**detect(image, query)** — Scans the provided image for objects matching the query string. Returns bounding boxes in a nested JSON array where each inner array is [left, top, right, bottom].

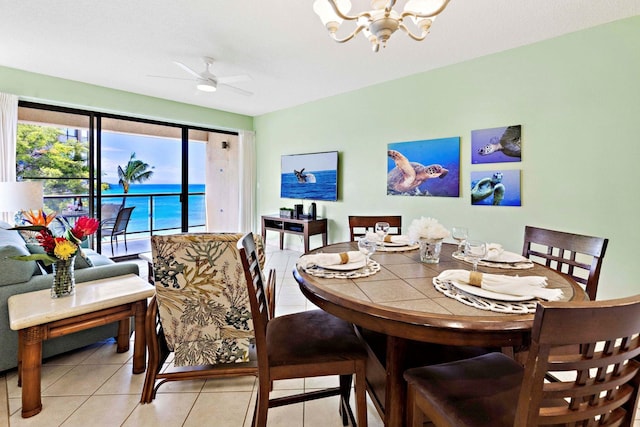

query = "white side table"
[[8, 274, 155, 418]]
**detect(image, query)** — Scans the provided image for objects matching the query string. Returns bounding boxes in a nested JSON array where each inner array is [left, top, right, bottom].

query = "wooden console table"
[[261, 215, 327, 253]]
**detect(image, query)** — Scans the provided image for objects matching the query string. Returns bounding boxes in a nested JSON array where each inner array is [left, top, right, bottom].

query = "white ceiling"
[[1, 1, 638, 117]]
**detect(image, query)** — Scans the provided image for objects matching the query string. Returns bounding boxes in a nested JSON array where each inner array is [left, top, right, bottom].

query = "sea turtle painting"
[[477, 125, 521, 159], [387, 150, 448, 195], [471, 172, 505, 205]]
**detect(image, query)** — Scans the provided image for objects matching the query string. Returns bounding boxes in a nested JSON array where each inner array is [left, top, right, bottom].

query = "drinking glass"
[[358, 238, 377, 269], [451, 226, 469, 256], [464, 240, 487, 272], [374, 222, 390, 245]]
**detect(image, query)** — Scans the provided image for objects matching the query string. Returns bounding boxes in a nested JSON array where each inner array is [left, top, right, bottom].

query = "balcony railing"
[[43, 191, 206, 256]]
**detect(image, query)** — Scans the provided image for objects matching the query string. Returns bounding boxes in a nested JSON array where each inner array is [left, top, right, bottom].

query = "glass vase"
[[419, 239, 443, 264], [52, 256, 76, 298]]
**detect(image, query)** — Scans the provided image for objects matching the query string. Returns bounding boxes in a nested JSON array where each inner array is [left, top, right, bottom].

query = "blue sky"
[[101, 132, 205, 184]]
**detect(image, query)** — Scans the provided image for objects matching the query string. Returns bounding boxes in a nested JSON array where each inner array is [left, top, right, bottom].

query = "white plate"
[[450, 281, 534, 302], [482, 251, 529, 263], [320, 259, 367, 271], [382, 241, 410, 247]]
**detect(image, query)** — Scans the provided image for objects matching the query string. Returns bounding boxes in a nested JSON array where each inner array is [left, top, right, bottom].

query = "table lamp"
[[0, 181, 44, 223]]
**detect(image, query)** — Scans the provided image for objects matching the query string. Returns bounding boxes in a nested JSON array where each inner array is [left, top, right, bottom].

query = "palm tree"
[[117, 152, 154, 207]]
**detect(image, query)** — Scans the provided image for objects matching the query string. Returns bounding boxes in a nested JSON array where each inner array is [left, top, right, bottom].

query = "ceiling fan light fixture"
[[196, 80, 217, 92]]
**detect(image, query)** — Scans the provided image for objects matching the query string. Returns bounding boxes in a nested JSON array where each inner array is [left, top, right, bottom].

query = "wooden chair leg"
[[406, 385, 424, 427], [339, 374, 353, 426], [255, 382, 269, 427], [355, 362, 368, 427]]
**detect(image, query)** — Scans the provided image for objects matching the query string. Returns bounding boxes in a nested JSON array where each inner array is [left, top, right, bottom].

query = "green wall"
[[0, 66, 253, 131], [254, 16, 640, 300]]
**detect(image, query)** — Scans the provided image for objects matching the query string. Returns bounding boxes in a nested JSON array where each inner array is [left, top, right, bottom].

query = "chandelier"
[[313, 0, 451, 52]]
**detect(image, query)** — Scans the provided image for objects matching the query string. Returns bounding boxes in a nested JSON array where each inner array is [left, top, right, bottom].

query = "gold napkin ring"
[[469, 271, 483, 287], [339, 252, 349, 264], [384, 235, 392, 243]]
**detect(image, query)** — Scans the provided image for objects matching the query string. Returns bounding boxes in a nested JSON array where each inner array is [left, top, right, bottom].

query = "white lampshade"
[[313, 0, 351, 26], [0, 181, 44, 213]]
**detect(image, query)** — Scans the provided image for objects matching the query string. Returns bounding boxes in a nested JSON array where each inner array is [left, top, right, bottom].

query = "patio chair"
[[348, 215, 402, 241], [140, 232, 273, 403], [100, 206, 134, 255], [237, 232, 368, 427], [522, 225, 608, 300], [403, 295, 640, 427]]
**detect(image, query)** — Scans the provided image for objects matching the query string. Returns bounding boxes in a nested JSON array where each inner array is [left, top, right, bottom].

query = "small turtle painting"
[[471, 172, 505, 205], [387, 150, 448, 195], [477, 125, 521, 159]]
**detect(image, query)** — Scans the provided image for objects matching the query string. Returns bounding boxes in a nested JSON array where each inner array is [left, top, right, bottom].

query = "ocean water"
[[102, 183, 205, 233], [281, 170, 338, 201]]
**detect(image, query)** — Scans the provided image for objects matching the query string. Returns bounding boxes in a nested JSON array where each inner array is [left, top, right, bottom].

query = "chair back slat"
[[515, 296, 640, 427], [348, 215, 402, 241], [522, 226, 608, 300]]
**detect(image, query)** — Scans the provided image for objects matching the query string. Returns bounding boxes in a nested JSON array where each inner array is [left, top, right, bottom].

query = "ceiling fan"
[[151, 56, 253, 96]]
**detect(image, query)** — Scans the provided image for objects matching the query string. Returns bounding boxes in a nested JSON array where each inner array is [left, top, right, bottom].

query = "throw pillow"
[[0, 244, 38, 286]]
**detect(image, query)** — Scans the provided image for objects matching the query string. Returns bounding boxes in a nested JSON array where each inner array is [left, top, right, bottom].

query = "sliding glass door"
[[17, 101, 233, 254]]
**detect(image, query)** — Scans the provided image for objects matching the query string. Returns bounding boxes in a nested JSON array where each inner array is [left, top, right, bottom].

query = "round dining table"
[[293, 241, 587, 427]]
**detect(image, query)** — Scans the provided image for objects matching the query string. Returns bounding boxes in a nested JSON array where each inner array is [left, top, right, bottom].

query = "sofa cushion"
[[0, 244, 38, 286], [0, 223, 28, 247]]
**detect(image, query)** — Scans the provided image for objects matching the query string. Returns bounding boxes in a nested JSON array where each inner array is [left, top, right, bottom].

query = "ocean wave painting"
[[281, 151, 338, 201]]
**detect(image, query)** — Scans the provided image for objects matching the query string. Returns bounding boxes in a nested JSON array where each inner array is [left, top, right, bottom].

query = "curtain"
[[238, 130, 256, 233], [0, 92, 19, 222]]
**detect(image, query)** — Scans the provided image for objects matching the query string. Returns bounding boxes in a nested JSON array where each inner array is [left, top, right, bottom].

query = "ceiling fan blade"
[[147, 74, 194, 81], [217, 74, 252, 84], [219, 83, 253, 96], [173, 61, 203, 79]]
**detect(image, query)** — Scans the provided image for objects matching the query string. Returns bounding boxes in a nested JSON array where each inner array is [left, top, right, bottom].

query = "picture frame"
[[471, 125, 522, 164], [387, 137, 460, 197], [470, 169, 521, 206]]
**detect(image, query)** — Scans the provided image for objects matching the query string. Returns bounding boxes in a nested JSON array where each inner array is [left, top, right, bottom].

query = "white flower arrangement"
[[408, 217, 451, 242]]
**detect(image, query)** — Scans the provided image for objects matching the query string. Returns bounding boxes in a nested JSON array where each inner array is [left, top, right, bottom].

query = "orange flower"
[[23, 209, 56, 227]]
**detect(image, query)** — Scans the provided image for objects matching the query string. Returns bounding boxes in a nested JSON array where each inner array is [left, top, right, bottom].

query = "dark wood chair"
[[237, 232, 368, 427], [522, 225, 608, 300], [348, 215, 402, 241], [403, 295, 640, 427], [140, 233, 274, 403], [100, 206, 135, 255]]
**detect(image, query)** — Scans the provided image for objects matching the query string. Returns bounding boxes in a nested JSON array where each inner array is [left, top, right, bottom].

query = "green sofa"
[[0, 221, 140, 373]]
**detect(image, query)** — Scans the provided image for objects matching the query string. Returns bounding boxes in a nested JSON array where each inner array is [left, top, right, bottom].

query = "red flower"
[[37, 229, 56, 254], [70, 216, 100, 240]]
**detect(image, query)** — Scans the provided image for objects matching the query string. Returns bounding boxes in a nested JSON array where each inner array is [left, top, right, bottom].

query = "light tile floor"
[[1, 246, 384, 427], [2, 245, 639, 426]]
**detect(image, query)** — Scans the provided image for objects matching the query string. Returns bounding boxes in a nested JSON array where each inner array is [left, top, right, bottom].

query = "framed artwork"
[[471, 125, 521, 164], [470, 169, 521, 206], [387, 137, 460, 197]]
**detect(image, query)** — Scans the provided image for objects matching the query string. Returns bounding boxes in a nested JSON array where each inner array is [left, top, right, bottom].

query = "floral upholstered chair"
[[140, 232, 273, 403]]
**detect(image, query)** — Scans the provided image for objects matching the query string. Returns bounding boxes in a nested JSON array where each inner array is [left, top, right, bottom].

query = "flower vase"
[[419, 238, 443, 264], [52, 256, 76, 298]]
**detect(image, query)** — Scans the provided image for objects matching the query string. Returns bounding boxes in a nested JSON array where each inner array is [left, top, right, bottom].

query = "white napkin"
[[437, 269, 563, 301], [484, 243, 529, 263], [298, 251, 365, 269]]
